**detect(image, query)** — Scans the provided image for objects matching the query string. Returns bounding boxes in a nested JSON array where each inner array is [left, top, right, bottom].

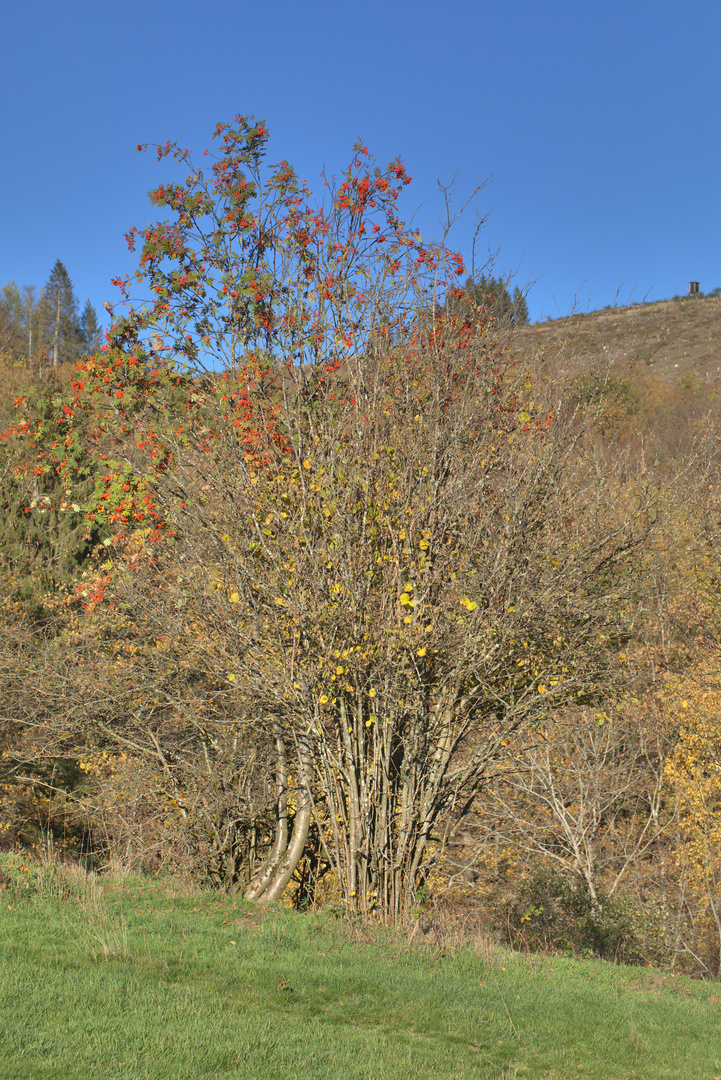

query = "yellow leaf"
[[229, 592, 240, 603], [416, 647, 427, 657], [537, 684, 546, 695], [400, 593, 411, 606], [227, 674, 236, 682], [368, 688, 376, 698], [319, 694, 328, 704], [403, 614, 413, 624], [303, 459, 311, 469]]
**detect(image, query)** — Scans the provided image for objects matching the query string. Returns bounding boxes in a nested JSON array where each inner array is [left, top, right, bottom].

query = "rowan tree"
[[0, 374, 108, 609], [6, 117, 694, 919]]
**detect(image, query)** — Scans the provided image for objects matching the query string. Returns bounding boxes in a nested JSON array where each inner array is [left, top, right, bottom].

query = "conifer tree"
[[511, 284, 530, 327], [446, 275, 530, 327], [42, 260, 82, 366], [79, 298, 102, 354]]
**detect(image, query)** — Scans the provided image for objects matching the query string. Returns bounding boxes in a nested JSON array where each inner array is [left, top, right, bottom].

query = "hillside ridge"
[[509, 294, 721, 386]]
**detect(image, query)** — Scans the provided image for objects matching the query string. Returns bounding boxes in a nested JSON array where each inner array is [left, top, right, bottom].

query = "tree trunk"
[[246, 731, 313, 903], [264, 734, 313, 900], [52, 296, 60, 367], [245, 728, 288, 900]]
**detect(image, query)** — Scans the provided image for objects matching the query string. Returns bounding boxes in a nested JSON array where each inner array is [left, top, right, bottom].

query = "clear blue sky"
[[2, 0, 718, 326]]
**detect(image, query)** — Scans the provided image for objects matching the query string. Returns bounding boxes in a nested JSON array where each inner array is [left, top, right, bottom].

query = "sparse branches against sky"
[[1, 0, 718, 326]]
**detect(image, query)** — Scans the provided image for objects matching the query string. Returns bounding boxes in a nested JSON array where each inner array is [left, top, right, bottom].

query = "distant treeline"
[[0, 259, 102, 368]]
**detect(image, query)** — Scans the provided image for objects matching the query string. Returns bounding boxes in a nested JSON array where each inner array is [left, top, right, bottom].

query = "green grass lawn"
[[1, 858, 719, 1080]]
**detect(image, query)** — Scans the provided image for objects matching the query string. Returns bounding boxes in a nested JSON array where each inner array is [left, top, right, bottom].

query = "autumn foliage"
[[1, 117, 720, 955]]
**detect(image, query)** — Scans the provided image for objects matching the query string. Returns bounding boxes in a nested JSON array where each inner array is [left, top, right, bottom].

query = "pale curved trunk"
[[245, 727, 288, 901], [246, 731, 313, 903]]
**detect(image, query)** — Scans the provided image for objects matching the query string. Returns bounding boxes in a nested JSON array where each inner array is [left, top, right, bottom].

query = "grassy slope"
[[509, 295, 721, 387], [1, 869, 719, 1080]]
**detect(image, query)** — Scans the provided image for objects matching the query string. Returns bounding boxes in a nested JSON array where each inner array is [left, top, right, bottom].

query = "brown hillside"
[[508, 294, 721, 389]]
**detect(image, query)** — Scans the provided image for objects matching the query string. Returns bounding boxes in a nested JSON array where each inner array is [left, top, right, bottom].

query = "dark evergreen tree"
[[42, 260, 82, 366], [511, 284, 530, 327], [445, 275, 530, 328], [79, 298, 103, 355]]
